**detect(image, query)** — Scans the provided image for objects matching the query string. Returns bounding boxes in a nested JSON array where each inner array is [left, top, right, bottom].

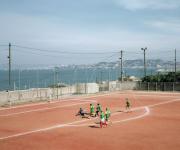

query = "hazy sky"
[[0, 0, 179, 66]]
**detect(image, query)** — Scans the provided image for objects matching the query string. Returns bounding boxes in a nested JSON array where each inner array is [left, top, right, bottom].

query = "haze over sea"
[[0, 67, 157, 91]]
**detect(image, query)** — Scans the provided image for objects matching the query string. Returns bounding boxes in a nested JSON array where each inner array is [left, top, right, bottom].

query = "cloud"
[[114, 0, 180, 10], [0, 13, 151, 50], [146, 20, 180, 33], [0, 13, 179, 65]]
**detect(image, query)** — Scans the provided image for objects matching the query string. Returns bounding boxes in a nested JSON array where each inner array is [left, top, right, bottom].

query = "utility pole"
[[8, 43, 11, 88], [174, 49, 177, 82], [100, 71, 102, 83], [119, 50, 123, 82], [36, 69, 39, 88], [54, 67, 59, 99], [56, 69, 59, 99], [141, 47, 147, 77], [18, 69, 21, 90]]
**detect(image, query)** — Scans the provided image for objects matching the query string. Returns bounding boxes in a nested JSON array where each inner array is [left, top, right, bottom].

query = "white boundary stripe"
[[0, 118, 94, 140], [133, 91, 180, 95], [0, 98, 179, 140], [148, 98, 180, 108], [0, 92, 177, 117], [0, 91, 179, 111], [67, 107, 149, 127], [131, 95, 180, 98], [0, 106, 146, 140], [0, 100, 97, 117], [0, 92, 117, 111], [113, 106, 149, 124], [3, 90, 176, 111]]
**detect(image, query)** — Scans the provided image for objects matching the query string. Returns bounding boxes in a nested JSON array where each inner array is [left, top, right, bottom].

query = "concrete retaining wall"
[[107, 81, 137, 91], [76, 83, 99, 94], [0, 83, 99, 106], [0, 81, 140, 106]]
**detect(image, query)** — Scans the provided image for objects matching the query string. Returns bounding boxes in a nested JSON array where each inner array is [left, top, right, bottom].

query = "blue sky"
[[0, 0, 180, 66]]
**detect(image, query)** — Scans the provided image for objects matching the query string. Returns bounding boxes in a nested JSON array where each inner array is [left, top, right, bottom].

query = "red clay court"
[[0, 91, 180, 150]]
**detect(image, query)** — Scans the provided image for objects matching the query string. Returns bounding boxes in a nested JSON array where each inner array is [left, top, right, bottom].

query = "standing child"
[[126, 98, 131, 112], [96, 103, 102, 116], [90, 103, 96, 117], [105, 107, 111, 122], [100, 111, 107, 128]]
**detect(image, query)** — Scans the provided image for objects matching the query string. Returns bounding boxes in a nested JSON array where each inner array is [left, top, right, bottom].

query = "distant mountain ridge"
[[0, 59, 179, 70]]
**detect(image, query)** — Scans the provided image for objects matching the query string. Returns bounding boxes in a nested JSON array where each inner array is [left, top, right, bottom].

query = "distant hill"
[[0, 59, 179, 71]]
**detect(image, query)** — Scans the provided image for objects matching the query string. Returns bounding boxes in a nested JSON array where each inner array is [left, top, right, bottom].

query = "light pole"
[[8, 43, 11, 88], [54, 67, 59, 99], [174, 49, 177, 82], [141, 47, 147, 77], [119, 50, 123, 82]]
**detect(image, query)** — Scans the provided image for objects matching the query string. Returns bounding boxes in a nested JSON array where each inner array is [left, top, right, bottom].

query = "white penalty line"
[[0, 91, 121, 117], [0, 91, 177, 113], [0, 100, 97, 117], [0, 92, 116, 111], [0, 106, 148, 140], [0, 98, 180, 140], [0, 118, 94, 140], [66, 107, 150, 127]]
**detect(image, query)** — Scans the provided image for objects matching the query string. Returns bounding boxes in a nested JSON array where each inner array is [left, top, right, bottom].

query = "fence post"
[[173, 82, 175, 92], [147, 82, 149, 91], [56, 87, 58, 100], [6, 90, 11, 107], [60, 87, 62, 97], [69, 85, 71, 95], [85, 83, 87, 94], [156, 82, 157, 91], [37, 88, 39, 99], [40, 89, 42, 100]]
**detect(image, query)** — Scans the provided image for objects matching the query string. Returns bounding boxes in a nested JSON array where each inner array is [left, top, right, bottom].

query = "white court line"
[[0, 106, 146, 140], [1, 98, 180, 140], [0, 117, 95, 140], [0, 100, 97, 117], [0, 92, 117, 111], [134, 91, 180, 94], [113, 106, 149, 124], [119, 93, 180, 98], [4, 90, 175, 111], [0, 91, 122, 116], [148, 98, 180, 108], [67, 107, 149, 127], [0, 92, 178, 117]]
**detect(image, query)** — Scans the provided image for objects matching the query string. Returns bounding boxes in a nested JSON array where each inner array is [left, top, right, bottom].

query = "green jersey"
[[90, 104, 95, 113], [105, 109, 111, 118], [100, 112, 105, 119], [97, 105, 102, 112]]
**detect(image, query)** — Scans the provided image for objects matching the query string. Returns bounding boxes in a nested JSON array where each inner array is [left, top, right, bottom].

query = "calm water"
[[0, 68, 156, 91]]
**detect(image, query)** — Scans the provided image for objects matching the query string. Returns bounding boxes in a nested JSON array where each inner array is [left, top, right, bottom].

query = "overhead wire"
[[13, 45, 119, 55]]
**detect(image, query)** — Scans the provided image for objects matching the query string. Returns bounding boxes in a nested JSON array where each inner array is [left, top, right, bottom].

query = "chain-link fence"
[[136, 82, 180, 91], [1, 81, 180, 107], [0, 83, 100, 106]]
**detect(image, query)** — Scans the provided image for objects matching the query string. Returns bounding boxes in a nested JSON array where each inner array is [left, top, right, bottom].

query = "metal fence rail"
[[136, 82, 180, 91]]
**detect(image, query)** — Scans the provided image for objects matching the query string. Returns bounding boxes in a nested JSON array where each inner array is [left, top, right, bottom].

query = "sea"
[[0, 68, 157, 91]]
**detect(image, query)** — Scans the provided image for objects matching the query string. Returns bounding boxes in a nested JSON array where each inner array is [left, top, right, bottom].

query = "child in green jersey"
[[96, 103, 102, 116], [100, 111, 107, 128], [105, 108, 111, 121], [90, 104, 96, 117]]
